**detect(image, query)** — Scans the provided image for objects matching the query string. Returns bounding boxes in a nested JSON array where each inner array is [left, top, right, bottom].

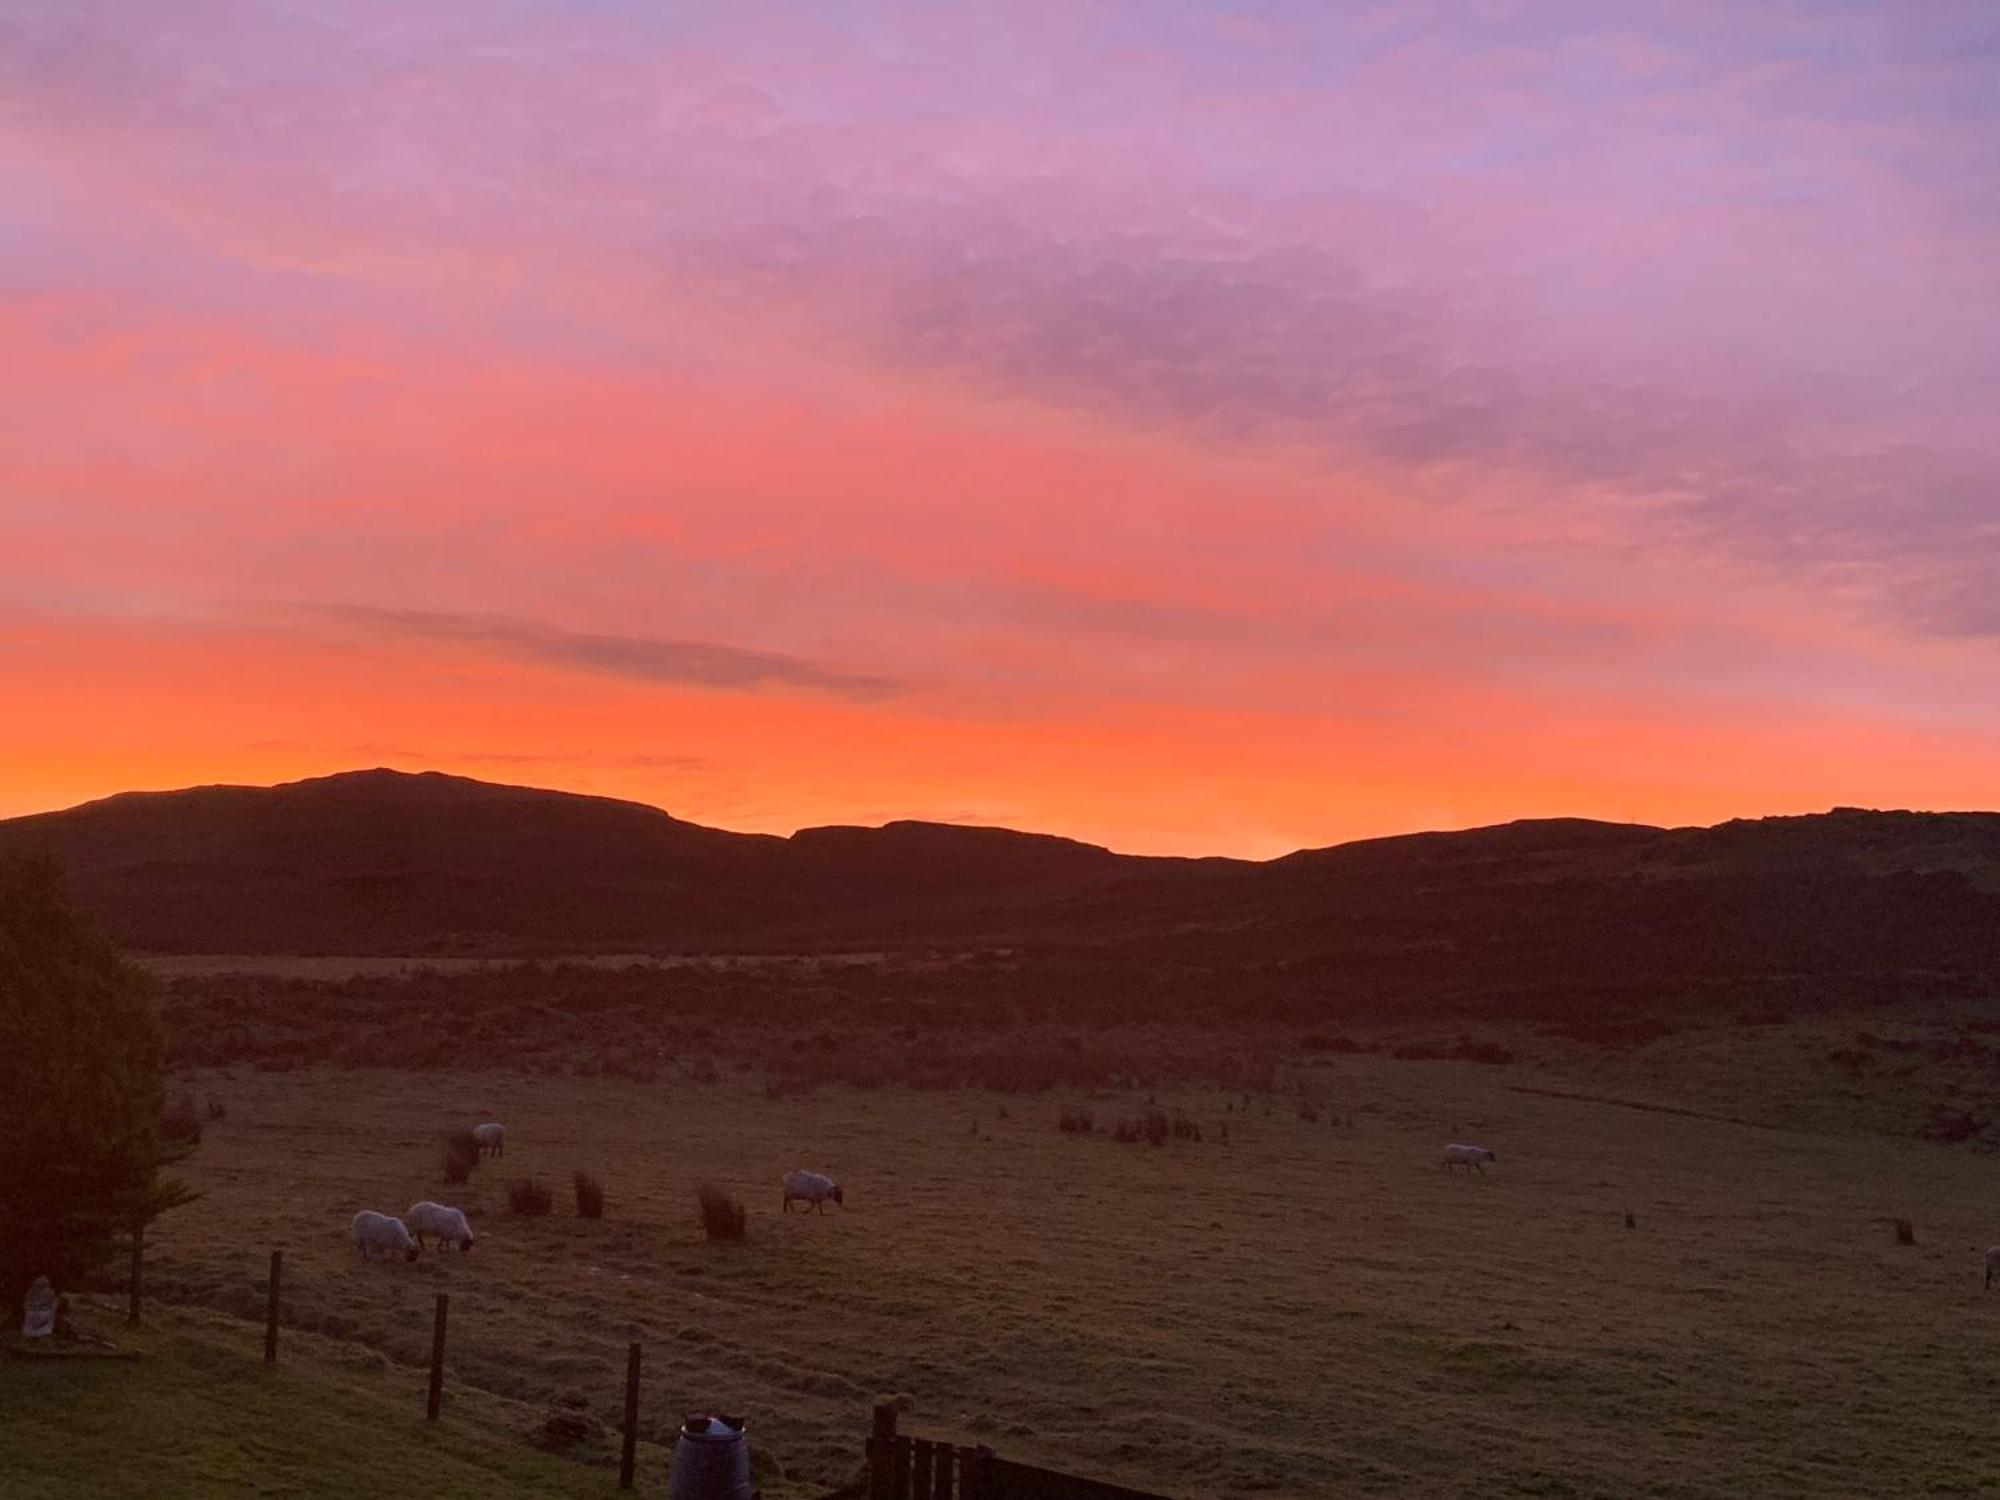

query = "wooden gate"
[[864, 1405, 1172, 1500]]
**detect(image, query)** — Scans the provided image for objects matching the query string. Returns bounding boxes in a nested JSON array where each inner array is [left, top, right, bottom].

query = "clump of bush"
[[1142, 1108, 1169, 1147], [1172, 1113, 1201, 1141], [1112, 1118, 1141, 1144], [158, 1092, 203, 1147], [1058, 1108, 1094, 1135], [1297, 1098, 1322, 1124], [205, 1097, 227, 1122], [698, 1183, 745, 1242], [441, 1129, 481, 1185], [574, 1171, 605, 1220], [507, 1178, 553, 1216], [1893, 1218, 1915, 1245]]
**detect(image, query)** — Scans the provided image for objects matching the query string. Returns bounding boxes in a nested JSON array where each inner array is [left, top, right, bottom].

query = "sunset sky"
[[4, 2, 1998, 856]]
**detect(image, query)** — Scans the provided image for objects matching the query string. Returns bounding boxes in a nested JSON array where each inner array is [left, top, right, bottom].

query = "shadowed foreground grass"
[[0, 1302, 624, 1499]]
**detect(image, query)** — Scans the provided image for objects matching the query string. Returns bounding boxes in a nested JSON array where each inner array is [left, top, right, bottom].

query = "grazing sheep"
[[782, 1169, 844, 1213], [1442, 1143, 1497, 1173], [1985, 1246, 2000, 1290], [406, 1201, 475, 1253], [471, 1122, 505, 1158], [351, 1210, 418, 1262]]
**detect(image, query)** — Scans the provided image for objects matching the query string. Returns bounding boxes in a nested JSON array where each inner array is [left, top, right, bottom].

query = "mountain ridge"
[[4, 769, 1999, 1024]]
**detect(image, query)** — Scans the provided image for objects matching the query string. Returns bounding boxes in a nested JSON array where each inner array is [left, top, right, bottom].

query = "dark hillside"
[[5, 771, 1999, 1021]]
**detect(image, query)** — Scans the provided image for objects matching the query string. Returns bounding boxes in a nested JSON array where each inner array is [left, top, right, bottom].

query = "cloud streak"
[[299, 605, 899, 701]]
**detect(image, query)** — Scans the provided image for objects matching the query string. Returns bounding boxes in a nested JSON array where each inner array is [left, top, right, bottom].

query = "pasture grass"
[[120, 1049, 2000, 1497], [0, 1301, 621, 1498]]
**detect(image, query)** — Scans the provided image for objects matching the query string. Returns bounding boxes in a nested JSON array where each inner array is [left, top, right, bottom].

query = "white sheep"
[[471, 1122, 505, 1158], [351, 1210, 418, 1262], [1985, 1246, 2000, 1290], [406, 1201, 475, 1253], [782, 1169, 844, 1213], [1442, 1143, 1497, 1173]]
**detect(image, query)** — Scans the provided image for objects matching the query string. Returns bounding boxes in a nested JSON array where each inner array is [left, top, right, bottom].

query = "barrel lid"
[[680, 1413, 747, 1440]]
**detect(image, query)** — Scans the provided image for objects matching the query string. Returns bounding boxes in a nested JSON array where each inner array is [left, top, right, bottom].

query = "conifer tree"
[[0, 855, 193, 1306]]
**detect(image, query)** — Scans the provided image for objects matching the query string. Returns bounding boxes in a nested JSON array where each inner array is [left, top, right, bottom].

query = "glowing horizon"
[[4, 3, 1998, 858]]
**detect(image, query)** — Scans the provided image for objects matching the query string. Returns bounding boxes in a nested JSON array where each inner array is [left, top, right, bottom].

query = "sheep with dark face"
[[407, 1201, 474, 1252], [782, 1170, 844, 1213], [352, 1210, 418, 1262], [1442, 1143, 1497, 1173]]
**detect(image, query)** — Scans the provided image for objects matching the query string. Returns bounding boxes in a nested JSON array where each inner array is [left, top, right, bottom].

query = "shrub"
[[1142, 1108, 1169, 1147], [574, 1171, 605, 1220], [1894, 1218, 1915, 1245], [1171, 1113, 1201, 1141], [159, 1092, 203, 1147], [441, 1129, 480, 1185], [507, 1179, 553, 1216], [1112, 1118, 1141, 1144], [1296, 1098, 1321, 1124], [698, 1183, 745, 1241], [205, 1098, 227, 1122], [1058, 1108, 1095, 1135]]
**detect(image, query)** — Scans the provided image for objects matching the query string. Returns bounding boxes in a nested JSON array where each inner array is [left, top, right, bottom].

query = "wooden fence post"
[[263, 1250, 282, 1363], [893, 1433, 913, 1500], [425, 1293, 449, 1420], [868, 1404, 898, 1500], [935, 1443, 955, 1500], [127, 1223, 143, 1325], [913, 1438, 935, 1500], [619, 1341, 641, 1490]]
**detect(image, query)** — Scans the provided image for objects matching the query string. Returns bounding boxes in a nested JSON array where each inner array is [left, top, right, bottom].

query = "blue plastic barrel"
[[669, 1413, 753, 1500]]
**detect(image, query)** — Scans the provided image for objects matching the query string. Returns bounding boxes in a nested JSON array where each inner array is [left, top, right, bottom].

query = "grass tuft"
[[698, 1182, 745, 1242], [573, 1171, 604, 1220], [441, 1130, 480, 1185], [506, 1179, 553, 1216], [159, 1092, 203, 1147]]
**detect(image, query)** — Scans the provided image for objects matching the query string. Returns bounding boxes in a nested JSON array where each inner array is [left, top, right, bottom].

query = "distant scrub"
[[1299, 1032, 1362, 1054], [506, 1179, 553, 1216], [1388, 1037, 1515, 1066], [1058, 1108, 1094, 1135], [698, 1183, 745, 1241], [573, 1171, 605, 1220]]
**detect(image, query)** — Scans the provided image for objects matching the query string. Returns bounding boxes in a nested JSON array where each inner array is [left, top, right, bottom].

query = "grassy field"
[[0, 1300, 626, 1498], [94, 1053, 2000, 1499]]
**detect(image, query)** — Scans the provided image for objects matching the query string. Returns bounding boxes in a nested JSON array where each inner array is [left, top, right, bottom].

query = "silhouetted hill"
[[5, 770, 2000, 1019], [0, 769, 1156, 953]]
